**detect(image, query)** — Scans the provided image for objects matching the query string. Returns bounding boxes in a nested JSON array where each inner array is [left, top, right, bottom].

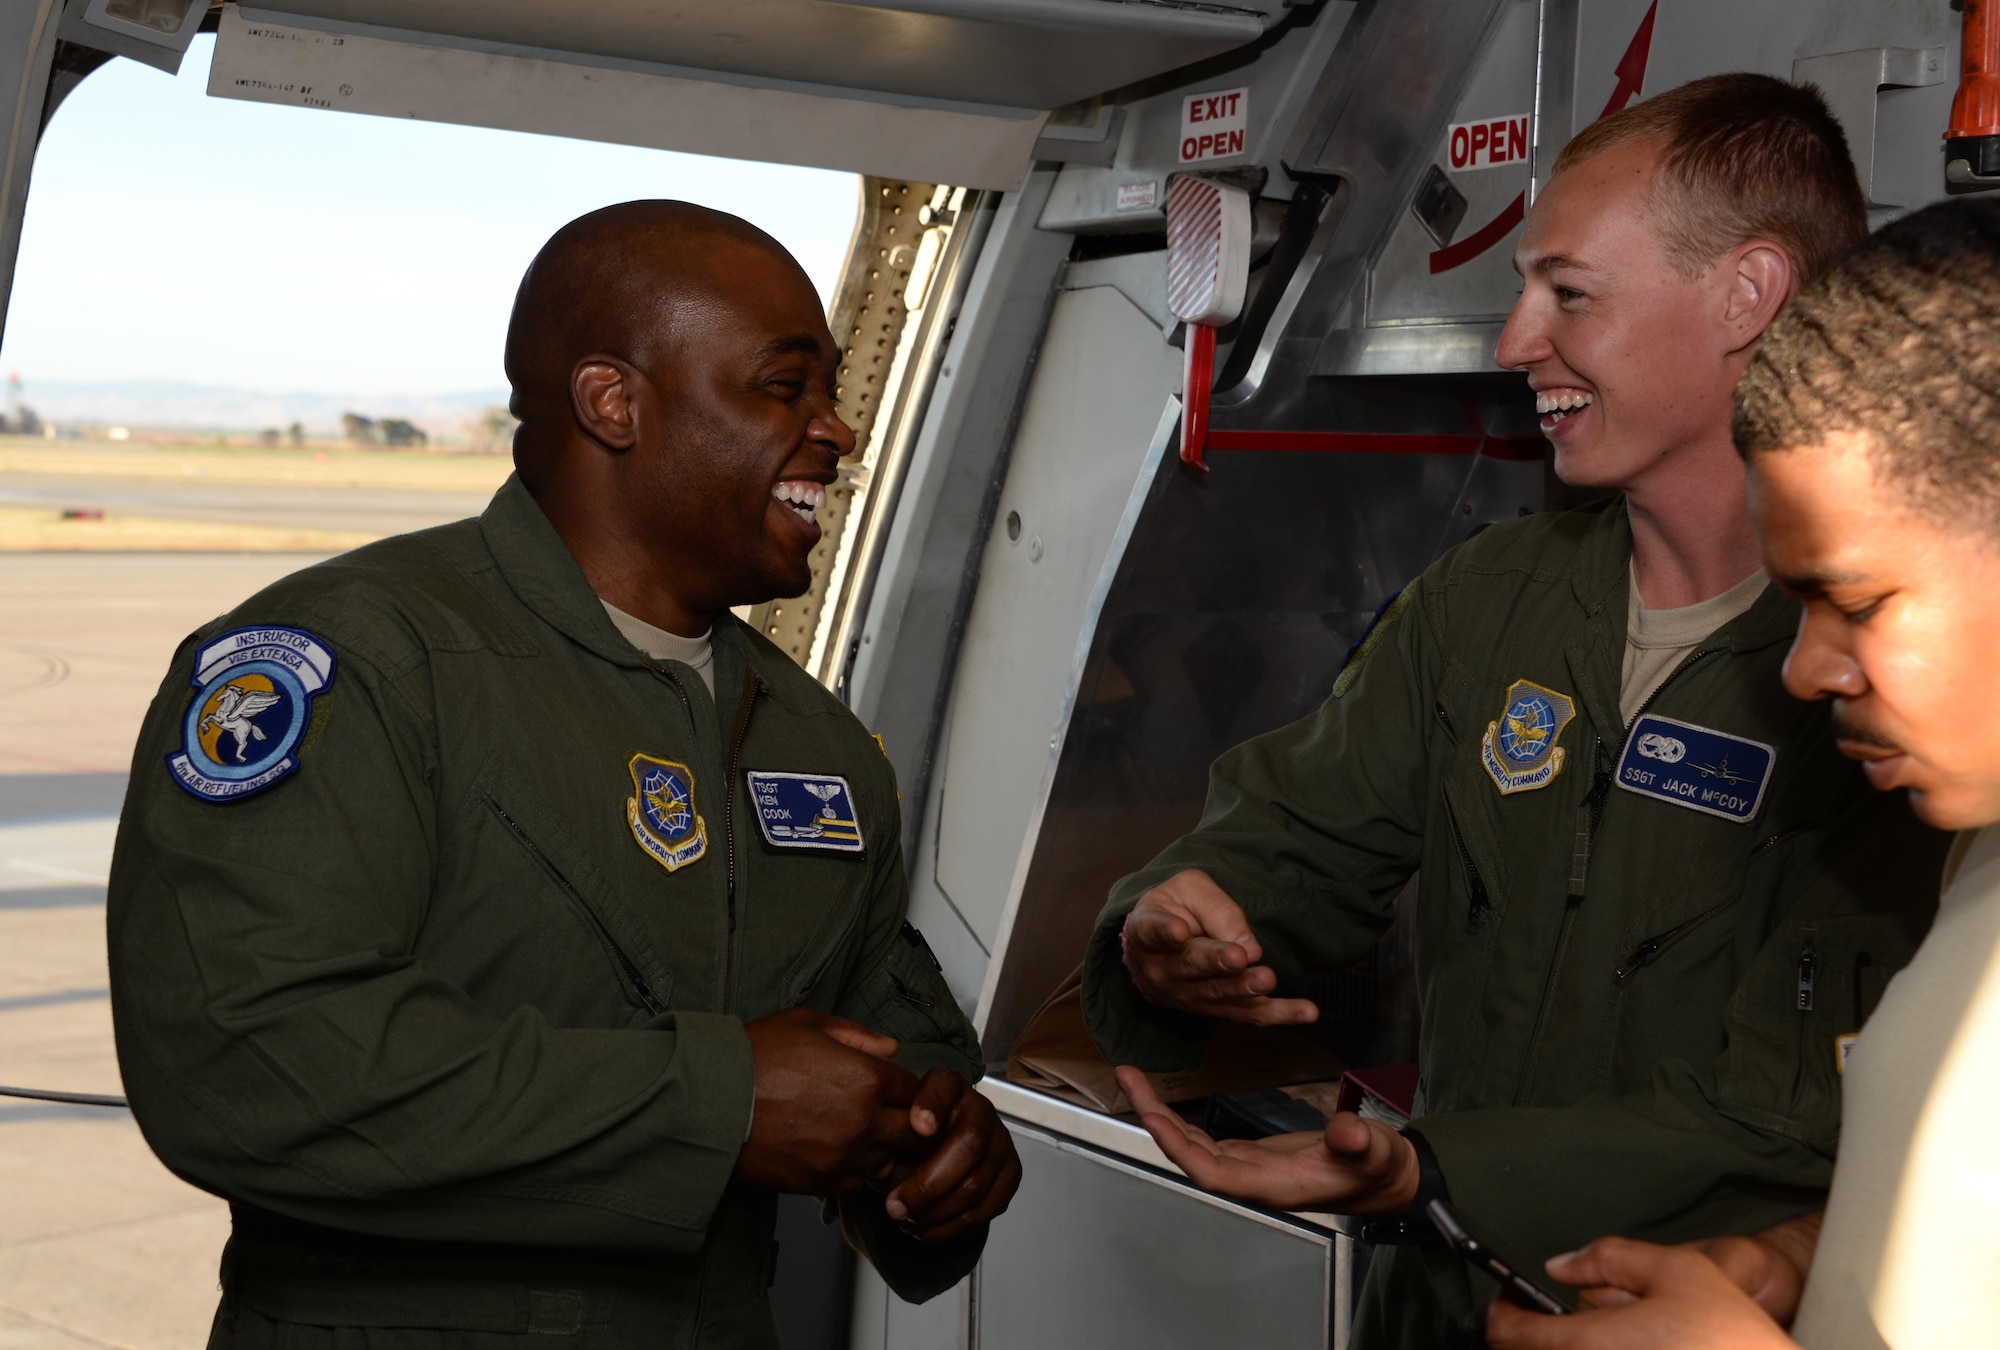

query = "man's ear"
[[1722, 242, 1795, 352], [571, 355, 641, 450]]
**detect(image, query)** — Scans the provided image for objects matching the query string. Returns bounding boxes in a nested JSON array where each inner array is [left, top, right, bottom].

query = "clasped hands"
[[1114, 869, 1420, 1217], [734, 1008, 1020, 1243]]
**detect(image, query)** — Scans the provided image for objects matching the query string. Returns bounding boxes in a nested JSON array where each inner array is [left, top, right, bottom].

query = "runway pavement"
[[0, 471, 494, 537], [0, 787, 214, 1350], [0, 467, 487, 1347]]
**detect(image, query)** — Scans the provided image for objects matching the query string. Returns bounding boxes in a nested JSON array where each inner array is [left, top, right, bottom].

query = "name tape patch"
[[168, 626, 336, 802], [1616, 713, 1776, 824], [746, 770, 864, 853]]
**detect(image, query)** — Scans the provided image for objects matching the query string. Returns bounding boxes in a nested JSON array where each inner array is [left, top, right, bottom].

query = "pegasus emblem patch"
[[745, 771, 864, 853], [626, 755, 708, 872], [1480, 679, 1576, 795], [1616, 714, 1775, 823], [168, 626, 336, 802]]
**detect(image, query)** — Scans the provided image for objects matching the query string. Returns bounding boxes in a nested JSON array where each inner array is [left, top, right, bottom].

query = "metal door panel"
[[931, 284, 1177, 951], [978, 1125, 1335, 1350]]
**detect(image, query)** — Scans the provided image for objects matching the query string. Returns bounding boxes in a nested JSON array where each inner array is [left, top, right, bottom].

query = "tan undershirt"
[[1617, 563, 1769, 725], [1791, 826, 2000, 1349], [601, 600, 715, 699]]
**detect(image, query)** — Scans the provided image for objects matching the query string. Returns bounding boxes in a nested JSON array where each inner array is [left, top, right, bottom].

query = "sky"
[[0, 36, 860, 401]]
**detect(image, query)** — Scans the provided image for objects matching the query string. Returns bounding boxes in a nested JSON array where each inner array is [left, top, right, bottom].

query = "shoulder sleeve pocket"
[[858, 922, 982, 1080]]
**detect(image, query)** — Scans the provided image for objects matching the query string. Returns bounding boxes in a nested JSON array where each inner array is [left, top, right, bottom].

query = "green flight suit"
[[1082, 499, 1946, 1348], [108, 475, 985, 1349]]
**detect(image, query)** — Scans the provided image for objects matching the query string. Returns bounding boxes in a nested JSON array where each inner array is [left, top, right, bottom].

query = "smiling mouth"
[[1535, 389, 1595, 427], [771, 480, 828, 523]]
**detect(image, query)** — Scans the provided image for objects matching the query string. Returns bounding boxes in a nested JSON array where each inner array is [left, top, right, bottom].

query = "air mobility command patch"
[[1616, 713, 1775, 824], [168, 626, 335, 802], [626, 754, 708, 872], [745, 771, 864, 854], [1481, 679, 1576, 795]]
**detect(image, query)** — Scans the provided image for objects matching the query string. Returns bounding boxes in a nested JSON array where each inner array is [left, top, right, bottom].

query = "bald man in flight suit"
[[107, 201, 1019, 1349]]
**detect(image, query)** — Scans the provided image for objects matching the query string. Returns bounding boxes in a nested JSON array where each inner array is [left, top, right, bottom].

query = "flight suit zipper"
[[1628, 646, 1716, 728], [1509, 738, 1612, 1097], [1520, 647, 1720, 1098], [651, 665, 695, 729], [484, 795, 665, 1016], [1567, 738, 1614, 898], [1567, 646, 1719, 899], [890, 974, 936, 1009], [1610, 824, 1795, 983], [721, 672, 764, 1012], [1455, 827, 1490, 921], [1437, 702, 1492, 923], [1448, 780, 1496, 928], [1612, 898, 1734, 983], [1787, 931, 1822, 1099]]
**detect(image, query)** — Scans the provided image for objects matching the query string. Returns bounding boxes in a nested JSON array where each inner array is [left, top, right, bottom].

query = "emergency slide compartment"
[[0, 1, 1970, 1348]]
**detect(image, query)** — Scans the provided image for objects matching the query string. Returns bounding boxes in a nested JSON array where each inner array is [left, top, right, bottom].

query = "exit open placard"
[[1447, 113, 1530, 171], [1180, 87, 1248, 164]]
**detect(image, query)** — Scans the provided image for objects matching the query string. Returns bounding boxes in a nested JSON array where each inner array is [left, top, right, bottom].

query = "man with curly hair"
[[1489, 195, 2000, 1350]]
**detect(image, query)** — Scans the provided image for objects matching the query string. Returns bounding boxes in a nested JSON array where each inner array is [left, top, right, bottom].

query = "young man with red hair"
[[1086, 75, 1947, 1348]]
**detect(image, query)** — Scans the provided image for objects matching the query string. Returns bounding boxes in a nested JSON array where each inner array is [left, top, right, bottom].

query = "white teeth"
[[1534, 391, 1594, 417], [771, 481, 826, 517]]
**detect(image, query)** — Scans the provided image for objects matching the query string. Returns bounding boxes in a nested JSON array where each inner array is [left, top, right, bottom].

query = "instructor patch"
[[746, 771, 864, 853], [627, 755, 708, 872], [1480, 679, 1576, 795], [168, 626, 336, 802], [1616, 713, 1775, 824]]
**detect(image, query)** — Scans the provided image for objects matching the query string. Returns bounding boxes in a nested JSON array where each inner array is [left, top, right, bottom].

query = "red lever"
[[1164, 176, 1250, 474], [1180, 323, 1216, 473]]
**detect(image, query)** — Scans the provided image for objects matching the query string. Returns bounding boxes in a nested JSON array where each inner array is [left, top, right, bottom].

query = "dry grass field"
[[0, 438, 511, 495], [0, 435, 511, 554]]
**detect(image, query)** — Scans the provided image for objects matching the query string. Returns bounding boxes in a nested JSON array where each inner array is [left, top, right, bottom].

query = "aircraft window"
[[0, 34, 856, 1349]]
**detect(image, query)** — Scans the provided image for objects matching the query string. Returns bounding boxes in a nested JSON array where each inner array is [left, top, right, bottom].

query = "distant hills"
[[8, 380, 512, 437]]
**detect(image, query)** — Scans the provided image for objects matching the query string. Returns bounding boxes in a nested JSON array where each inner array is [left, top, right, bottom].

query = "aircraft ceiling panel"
[[251, 0, 1275, 110], [211, 8, 1049, 188]]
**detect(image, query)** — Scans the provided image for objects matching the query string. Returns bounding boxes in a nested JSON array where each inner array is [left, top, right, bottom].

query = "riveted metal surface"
[[747, 178, 934, 665]]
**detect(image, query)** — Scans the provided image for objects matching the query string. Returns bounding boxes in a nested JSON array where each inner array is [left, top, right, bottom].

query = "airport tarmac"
[[0, 464, 483, 1347], [0, 471, 495, 538]]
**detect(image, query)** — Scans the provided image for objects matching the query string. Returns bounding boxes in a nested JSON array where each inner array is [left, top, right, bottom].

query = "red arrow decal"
[[1429, 190, 1526, 273], [1424, 2, 1658, 276], [1601, 1, 1658, 118]]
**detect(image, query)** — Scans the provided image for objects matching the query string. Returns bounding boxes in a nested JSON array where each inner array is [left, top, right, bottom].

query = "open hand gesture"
[[1118, 1067, 1419, 1216], [1120, 870, 1318, 1026]]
